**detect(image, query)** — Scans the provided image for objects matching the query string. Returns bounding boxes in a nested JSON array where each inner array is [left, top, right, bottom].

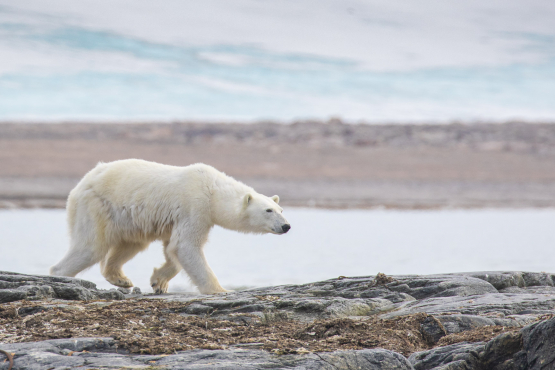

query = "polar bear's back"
[[66, 160, 221, 238], [73, 159, 213, 203]]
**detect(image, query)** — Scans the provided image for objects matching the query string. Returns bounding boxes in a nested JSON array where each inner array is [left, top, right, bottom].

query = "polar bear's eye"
[[266, 209, 273, 212]]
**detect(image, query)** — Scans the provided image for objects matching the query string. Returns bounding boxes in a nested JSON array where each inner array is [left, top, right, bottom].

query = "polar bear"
[[50, 159, 291, 294]]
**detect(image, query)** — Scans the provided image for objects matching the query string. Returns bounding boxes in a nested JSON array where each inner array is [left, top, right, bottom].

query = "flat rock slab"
[[149, 271, 555, 323], [0, 338, 413, 370], [437, 314, 533, 335], [382, 293, 555, 318], [0, 271, 124, 303], [459, 271, 555, 290]]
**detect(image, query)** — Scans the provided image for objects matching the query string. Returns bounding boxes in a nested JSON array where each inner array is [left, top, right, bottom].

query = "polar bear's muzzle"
[[270, 223, 291, 234]]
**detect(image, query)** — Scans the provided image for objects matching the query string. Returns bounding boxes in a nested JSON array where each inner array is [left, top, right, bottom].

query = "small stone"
[[0, 289, 28, 303], [420, 315, 447, 345], [97, 289, 125, 300], [182, 303, 214, 315], [18, 305, 48, 317], [132, 287, 142, 294]]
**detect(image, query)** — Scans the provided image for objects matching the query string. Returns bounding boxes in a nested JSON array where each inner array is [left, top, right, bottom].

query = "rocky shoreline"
[[1, 270, 555, 369]]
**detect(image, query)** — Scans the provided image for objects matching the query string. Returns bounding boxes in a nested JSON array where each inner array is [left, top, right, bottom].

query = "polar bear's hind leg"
[[49, 239, 100, 277], [100, 242, 147, 288]]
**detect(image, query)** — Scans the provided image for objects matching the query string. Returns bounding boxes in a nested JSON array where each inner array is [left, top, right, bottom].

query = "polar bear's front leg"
[[150, 240, 182, 294], [174, 233, 228, 294]]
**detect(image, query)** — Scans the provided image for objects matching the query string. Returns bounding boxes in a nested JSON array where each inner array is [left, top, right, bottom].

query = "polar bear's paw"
[[106, 275, 134, 288], [151, 280, 169, 295], [150, 268, 171, 294]]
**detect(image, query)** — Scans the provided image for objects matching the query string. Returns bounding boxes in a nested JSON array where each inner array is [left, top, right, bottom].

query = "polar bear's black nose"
[[282, 224, 291, 233]]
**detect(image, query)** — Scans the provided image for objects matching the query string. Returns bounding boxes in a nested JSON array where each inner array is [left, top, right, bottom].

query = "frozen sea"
[[1, 208, 555, 293], [1, 0, 555, 122]]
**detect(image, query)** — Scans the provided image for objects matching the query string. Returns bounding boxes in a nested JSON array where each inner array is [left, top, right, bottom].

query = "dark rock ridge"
[[2, 270, 555, 369], [159, 271, 555, 326]]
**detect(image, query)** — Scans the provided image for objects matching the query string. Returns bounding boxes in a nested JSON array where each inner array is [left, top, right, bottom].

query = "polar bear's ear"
[[243, 193, 253, 208], [271, 195, 280, 204]]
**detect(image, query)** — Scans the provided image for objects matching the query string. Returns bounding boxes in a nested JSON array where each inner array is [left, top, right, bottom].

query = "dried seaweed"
[[0, 299, 518, 356]]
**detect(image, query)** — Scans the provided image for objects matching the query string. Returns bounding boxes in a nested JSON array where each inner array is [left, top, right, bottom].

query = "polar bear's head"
[[242, 193, 291, 235]]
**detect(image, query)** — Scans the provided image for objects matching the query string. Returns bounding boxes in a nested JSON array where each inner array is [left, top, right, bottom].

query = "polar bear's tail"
[[66, 190, 78, 236], [66, 161, 108, 236]]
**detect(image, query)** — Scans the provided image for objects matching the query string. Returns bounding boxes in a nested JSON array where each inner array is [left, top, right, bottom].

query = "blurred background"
[[1, 0, 555, 292], [1, 0, 555, 121]]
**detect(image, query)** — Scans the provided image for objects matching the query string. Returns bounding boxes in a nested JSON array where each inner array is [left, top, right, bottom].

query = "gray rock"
[[409, 318, 555, 370], [17, 305, 48, 317], [382, 293, 555, 318], [182, 303, 215, 315], [0, 337, 116, 353], [438, 315, 497, 334], [521, 272, 555, 287], [4, 270, 555, 369], [461, 272, 526, 290], [388, 275, 498, 299], [324, 298, 393, 317], [97, 289, 126, 300], [0, 338, 414, 370], [0, 272, 96, 289], [409, 332, 521, 370], [0, 289, 27, 303], [313, 349, 415, 370], [0, 338, 117, 370], [150, 348, 415, 370], [520, 316, 555, 370], [6, 352, 86, 370], [460, 271, 555, 290], [478, 332, 522, 370], [492, 315, 536, 328], [0, 271, 125, 302], [409, 342, 484, 370], [158, 274, 501, 321], [1, 269, 552, 323], [50, 283, 97, 300], [420, 315, 447, 344], [499, 285, 555, 294], [432, 360, 469, 370], [288, 273, 497, 301], [437, 314, 529, 335]]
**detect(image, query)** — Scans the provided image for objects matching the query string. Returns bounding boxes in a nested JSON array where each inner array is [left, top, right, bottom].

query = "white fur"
[[49, 159, 290, 294]]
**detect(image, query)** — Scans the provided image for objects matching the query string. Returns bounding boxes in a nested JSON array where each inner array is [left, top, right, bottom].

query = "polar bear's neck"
[[207, 170, 254, 232]]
